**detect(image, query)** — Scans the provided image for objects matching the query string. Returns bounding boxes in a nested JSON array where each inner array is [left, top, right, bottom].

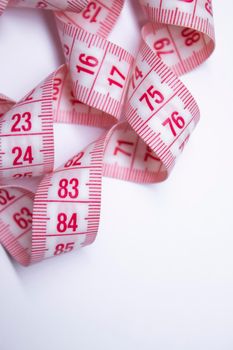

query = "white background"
[[0, 1, 233, 349]]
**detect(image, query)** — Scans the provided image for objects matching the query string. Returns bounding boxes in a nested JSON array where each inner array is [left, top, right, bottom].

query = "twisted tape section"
[[108, 0, 215, 182], [0, 0, 127, 265], [0, 0, 215, 265]]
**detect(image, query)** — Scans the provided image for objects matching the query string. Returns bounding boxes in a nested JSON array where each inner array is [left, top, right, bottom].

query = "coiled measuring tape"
[[0, 0, 215, 265]]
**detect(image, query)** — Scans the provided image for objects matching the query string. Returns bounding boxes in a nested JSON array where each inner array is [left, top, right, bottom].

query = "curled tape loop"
[[0, 0, 215, 265]]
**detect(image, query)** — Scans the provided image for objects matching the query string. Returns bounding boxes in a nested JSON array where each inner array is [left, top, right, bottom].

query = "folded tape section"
[[0, 0, 215, 265]]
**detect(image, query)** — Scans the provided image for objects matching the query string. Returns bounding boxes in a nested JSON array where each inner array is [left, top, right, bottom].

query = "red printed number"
[[162, 111, 185, 137], [24, 89, 35, 101], [11, 112, 32, 132], [64, 152, 84, 168], [144, 146, 160, 162], [108, 66, 126, 89], [0, 189, 15, 205], [181, 28, 200, 46], [76, 54, 99, 75], [82, 2, 102, 23], [154, 38, 174, 58], [139, 86, 164, 111], [13, 207, 32, 229], [131, 66, 143, 89], [53, 78, 62, 101], [114, 140, 134, 157], [13, 172, 32, 179], [58, 178, 79, 199], [57, 213, 78, 233], [205, 0, 213, 16], [12, 146, 34, 166], [54, 242, 75, 255]]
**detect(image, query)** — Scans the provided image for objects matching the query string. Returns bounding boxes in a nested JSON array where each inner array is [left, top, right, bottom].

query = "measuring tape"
[[1, 0, 88, 13], [0, 0, 215, 265]]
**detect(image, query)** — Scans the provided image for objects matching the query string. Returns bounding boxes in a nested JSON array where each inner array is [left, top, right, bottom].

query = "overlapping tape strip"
[[0, 0, 215, 265]]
